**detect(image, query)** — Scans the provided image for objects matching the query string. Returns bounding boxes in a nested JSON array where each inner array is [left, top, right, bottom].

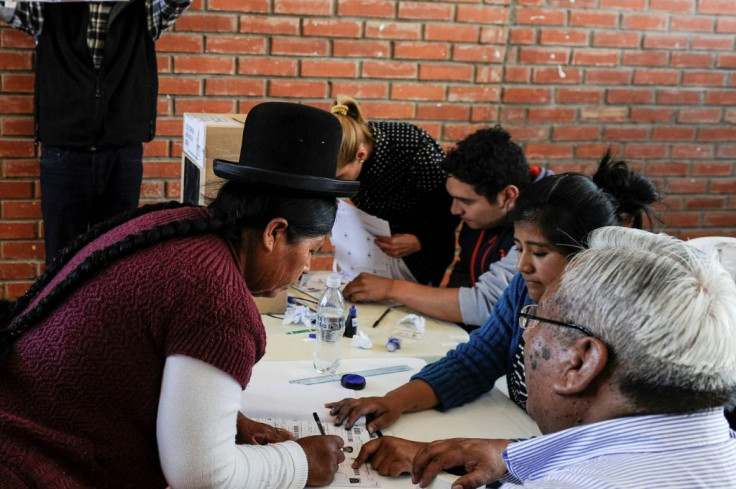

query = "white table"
[[241, 358, 541, 489], [262, 291, 470, 364]]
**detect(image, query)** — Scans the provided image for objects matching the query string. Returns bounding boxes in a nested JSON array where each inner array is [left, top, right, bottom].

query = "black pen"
[[372, 305, 396, 328], [313, 412, 326, 435]]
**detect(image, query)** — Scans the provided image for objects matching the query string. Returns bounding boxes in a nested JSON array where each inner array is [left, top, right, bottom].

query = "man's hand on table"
[[325, 396, 401, 433], [352, 436, 428, 477], [411, 438, 511, 489]]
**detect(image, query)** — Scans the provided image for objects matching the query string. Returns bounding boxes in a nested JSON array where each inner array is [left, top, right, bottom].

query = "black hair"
[[440, 126, 530, 203], [509, 150, 659, 257], [0, 183, 336, 365]]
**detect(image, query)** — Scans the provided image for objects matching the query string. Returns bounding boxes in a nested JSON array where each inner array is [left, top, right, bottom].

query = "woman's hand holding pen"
[[296, 435, 346, 487], [343, 273, 394, 303]]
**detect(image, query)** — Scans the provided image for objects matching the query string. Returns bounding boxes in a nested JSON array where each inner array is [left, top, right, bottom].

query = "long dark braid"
[[0, 203, 232, 365], [1, 201, 186, 327]]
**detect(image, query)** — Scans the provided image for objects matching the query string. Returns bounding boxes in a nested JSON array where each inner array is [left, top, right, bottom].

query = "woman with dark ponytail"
[[325, 151, 661, 474], [0, 103, 358, 489]]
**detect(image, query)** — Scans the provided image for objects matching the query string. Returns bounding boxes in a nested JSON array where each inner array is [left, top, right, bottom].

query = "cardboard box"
[[181, 113, 246, 205]]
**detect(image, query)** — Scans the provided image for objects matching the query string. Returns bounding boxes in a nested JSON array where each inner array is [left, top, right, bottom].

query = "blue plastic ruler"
[[289, 364, 412, 385]]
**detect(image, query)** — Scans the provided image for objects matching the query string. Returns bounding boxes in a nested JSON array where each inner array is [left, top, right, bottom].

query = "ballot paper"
[[252, 415, 381, 488], [330, 200, 395, 280]]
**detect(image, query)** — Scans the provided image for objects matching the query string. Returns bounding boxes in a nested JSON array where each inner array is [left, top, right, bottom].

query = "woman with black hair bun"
[[325, 151, 661, 476], [0, 103, 355, 488]]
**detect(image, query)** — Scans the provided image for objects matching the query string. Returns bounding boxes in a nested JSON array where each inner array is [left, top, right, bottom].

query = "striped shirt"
[[0, 0, 190, 68], [500, 409, 736, 488]]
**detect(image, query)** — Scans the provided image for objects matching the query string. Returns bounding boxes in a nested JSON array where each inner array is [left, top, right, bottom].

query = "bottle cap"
[[340, 374, 366, 390], [386, 337, 401, 352], [326, 274, 342, 288]]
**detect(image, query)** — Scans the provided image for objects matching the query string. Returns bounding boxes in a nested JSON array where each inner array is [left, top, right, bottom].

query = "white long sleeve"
[[157, 355, 309, 489]]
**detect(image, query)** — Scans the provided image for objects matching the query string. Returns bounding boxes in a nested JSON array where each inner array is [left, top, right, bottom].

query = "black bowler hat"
[[213, 102, 359, 198]]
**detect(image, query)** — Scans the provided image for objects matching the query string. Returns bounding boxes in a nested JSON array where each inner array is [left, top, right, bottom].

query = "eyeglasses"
[[518, 304, 598, 339]]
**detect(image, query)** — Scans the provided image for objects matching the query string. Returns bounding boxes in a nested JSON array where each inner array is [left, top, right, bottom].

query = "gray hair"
[[549, 226, 736, 411]]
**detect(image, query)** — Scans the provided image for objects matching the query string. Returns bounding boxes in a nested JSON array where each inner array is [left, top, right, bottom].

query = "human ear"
[[551, 337, 609, 396], [498, 185, 520, 211], [262, 218, 289, 252], [356, 144, 369, 162]]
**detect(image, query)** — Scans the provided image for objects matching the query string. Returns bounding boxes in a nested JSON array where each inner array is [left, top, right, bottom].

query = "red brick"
[[330, 81, 388, 100], [394, 42, 449, 61], [337, 0, 396, 18], [155, 118, 184, 138], [585, 69, 632, 85], [205, 78, 265, 96], [711, 179, 736, 194], [671, 52, 714, 68], [398, 2, 452, 20], [0, 181, 33, 199], [391, 83, 445, 101], [1, 74, 34, 93], [500, 107, 527, 123], [678, 108, 723, 124], [156, 34, 203, 53], [519, 47, 570, 64], [705, 91, 736, 106], [271, 38, 329, 56], [652, 127, 695, 141], [719, 146, 736, 158], [660, 212, 701, 228], [643, 34, 689, 50], [700, 127, 736, 141], [630, 107, 675, 123], [174, 56, 235, 74], [366, 21, 422, 40], [718, 53, 736, 68], [650, 0, 694, 13], [657, 89, 701, 105], [302, 60, 359, 78], [684, 197, 726, 210], [0, 95, 33, 114], [633, 69, 680, 85], [692, 35, 734, 51], [572, 50, 619, 67], [670, 16, 714, 32], [556, 88, 603, 104], [672, 145, 715, 159], [238, 58, 298, 77], [622, 14, 667, 31], [606, 88, 654, 104], [302, 19, 362, 38], [553, 126, 599, 141], [1, 241, 44, 259], [504, 66, 531, 83], [362, 61, 417, 79], [691, 162, 733, 176], [0, 140, 35, 158], [510, 28, 537, 45], [704, 213, 736, 227], [457, 5, 509, 24], [1, 201, 41, 219], [448, 85, 501, 103], [480, 27, 509, 45], [0, 52, 32, 71], [605, 127, 650, 141], [174, 14, 237, 33], [600, 0, 647, 9], [523, 143, 573, 159], [666, 178, 708, 193], [593, 31, 640, 48], [508, 127, 552, 142], [580, 107, 627, 122], [419, 64, 474, 82], [622, 51, 668, 67], [698, 0, 735, 14], [424, 24, 478, 43], [539, 29, 588, 46], [269, 80, 327, 98], [208, 0, 268, 12], [240, 16, 300, 35], [416, 104, 470, 121], [274, 0, 331, 15], [0, 220, 36, 240], [569, 11, 618, 28], [174, 99, 235, 114], [453, 45, 505, 63], [166, 181, 181, 200], [470, 105, 499, 123], [682, 71, 726, 86], [717, 18, 736, 33], [333, 41, 391, 58], [502, 87, 551, 104], [1, 29, 35, 49], [142, 140, 169, 158], [1, 117, 33, 136], [2, 161, 39, 178], [142, 162, 180, 179], [515, 8, 566, 25], [528, 108, 576, 123], [646, 161, 689, 176], [360, 102, 413, 120], [159, 77, 201, 95], [533, 66, 581, 84]]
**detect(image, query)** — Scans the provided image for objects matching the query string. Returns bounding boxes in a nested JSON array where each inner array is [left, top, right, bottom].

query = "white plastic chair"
[[686, 236, 736, 281]]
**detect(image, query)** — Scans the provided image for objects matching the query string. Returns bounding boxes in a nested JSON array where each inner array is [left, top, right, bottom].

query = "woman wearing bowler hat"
[[0, 103, 357, 488]]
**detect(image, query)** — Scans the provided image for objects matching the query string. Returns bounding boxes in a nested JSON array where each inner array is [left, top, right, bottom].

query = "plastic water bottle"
[[313, 275, 346, 373]]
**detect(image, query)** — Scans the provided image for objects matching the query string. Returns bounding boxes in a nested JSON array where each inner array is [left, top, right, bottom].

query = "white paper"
[[330, 200, 395, 280]]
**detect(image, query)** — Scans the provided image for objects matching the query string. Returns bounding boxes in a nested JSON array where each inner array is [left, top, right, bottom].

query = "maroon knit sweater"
[[0, 206, 266, 488]]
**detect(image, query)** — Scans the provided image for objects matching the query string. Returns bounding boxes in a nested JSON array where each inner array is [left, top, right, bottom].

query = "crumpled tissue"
[[398, 314, 426, 332], [350, 330, 373, 349], [282, 305, 315, 326]]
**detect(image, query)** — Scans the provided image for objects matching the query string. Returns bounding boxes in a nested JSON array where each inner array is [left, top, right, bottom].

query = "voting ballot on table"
[[242, 358, 541, 489]]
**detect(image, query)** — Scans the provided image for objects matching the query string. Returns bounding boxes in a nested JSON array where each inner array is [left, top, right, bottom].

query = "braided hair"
[[0, 182, 337, 365]]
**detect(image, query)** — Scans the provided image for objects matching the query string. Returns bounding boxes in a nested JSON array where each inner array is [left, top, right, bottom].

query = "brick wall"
[[1, 0, 735, 298]]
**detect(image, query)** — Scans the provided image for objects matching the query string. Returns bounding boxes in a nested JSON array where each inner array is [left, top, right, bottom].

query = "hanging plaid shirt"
[[0, 0, 191, 68]]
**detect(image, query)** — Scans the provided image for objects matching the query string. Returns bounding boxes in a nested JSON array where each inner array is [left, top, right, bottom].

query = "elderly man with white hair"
[[411, 226, 736, 489]]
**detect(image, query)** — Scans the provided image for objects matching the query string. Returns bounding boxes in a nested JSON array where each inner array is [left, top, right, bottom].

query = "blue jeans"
[[40, 144, 143, 265]]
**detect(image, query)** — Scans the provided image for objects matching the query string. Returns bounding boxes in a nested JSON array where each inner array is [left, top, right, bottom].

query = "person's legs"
[[40, 146, 95, 265], [90, 143, 143, 227]]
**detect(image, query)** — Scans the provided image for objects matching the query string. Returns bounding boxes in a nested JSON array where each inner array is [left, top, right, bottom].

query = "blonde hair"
[[330, 95, 374, 169]]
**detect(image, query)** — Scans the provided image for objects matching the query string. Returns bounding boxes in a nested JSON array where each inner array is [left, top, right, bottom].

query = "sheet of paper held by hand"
[[253, 416, 381, 488], [330, 200, 396, 280]]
